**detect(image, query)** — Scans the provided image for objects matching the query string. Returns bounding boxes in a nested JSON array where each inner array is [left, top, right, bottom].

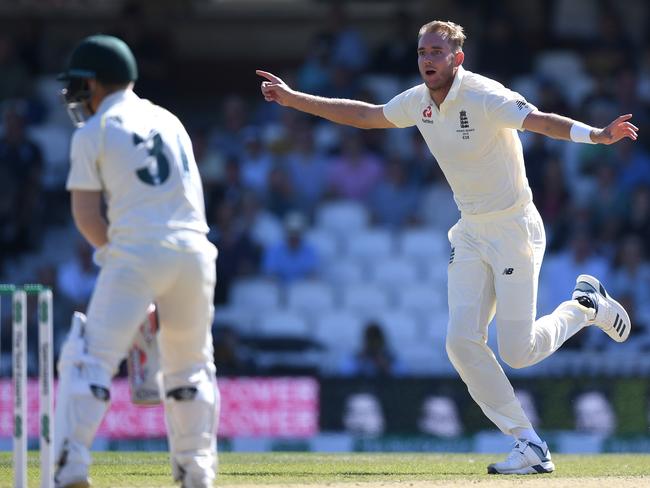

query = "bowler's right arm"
[[257, 70, 397, 129]]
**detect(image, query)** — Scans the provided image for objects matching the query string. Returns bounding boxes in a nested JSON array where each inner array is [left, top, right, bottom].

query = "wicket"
[[1, 284, 54, 488]]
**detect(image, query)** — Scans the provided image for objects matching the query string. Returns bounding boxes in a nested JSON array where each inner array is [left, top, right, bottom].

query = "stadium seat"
[[399, 228, 448, 263], [213, 305, 258, 334], [230, 278, 282, 310], [314, 311, 365, 353], [304, 228, 341, 263], [286, 279, 337, 317], [341, 283, 391, 314], [257, 310, 310, 337], [394, 283, 446, 315], [316, 200, 369, 236], [368, 257, 420, 290], [344, 228, 395, 263], [323, 259, 366, 286]]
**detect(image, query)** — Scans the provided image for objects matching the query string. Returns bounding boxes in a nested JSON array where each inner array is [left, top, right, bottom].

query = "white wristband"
[[570, 121, 596, 144]]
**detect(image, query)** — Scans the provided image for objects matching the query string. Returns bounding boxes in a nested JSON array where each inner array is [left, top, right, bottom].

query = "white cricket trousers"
[[446, 201, 589, 434], [87, 233, 217, 377]]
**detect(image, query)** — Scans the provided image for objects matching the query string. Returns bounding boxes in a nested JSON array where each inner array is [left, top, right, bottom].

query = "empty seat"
[[230, 278, 282, 310], [341, 283, 391, 314], [304, 228, 340, 263], [316, 200, 369, 236], [314, 311, 365, 352], [424, 259, 449, 289], [287, 280, 336, 315], [344, 228, 395, 262], [369, 257, 419, 289], [213, 305, 257, 334], [257, 310, 310, 337], [395, 283, 446, 315], [323, 259, 366, 286], [399, 228, 448, 262]]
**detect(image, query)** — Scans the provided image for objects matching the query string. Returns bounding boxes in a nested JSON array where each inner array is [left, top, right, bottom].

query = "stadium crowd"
[[1, 0, 650, 377]]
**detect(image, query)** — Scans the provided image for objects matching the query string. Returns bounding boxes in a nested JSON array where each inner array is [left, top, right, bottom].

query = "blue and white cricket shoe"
[[572, 274, 631, 342], [487, 439, 555, 474]]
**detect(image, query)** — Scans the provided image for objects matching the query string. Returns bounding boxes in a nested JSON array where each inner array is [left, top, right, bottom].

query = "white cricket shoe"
[[487, 439, 555, 474], [572, 274, 631, 342], [54, 464, 90, 488], [54, 441, 91, 488]]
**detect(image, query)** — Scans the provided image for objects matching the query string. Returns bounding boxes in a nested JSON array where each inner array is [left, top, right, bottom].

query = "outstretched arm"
[[522, 110, 638, 144], [257, 70, 396, 130]]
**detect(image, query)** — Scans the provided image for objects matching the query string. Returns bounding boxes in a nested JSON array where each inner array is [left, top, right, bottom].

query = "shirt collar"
[[96, 89, 137, 116], [420, 65, 466, 107]]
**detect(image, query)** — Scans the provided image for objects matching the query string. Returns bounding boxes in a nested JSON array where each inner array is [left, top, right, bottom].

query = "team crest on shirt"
[[456, 109, 475, 140], [421, 105, 434, 124]]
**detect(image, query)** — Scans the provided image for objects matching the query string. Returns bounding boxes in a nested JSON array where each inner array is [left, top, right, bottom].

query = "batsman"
[[54, 35, 219, 488]]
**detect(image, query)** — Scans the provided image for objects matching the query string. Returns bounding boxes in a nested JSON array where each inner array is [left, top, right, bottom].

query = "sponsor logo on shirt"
[[515, 99, 528, 111], [421, 105, 434, 124], [456, 110, 475, 140]]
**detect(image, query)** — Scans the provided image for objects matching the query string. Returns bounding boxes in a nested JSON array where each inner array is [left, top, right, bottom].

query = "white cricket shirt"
[[383, 66, 536, 215], [66, 90, 209, 242]]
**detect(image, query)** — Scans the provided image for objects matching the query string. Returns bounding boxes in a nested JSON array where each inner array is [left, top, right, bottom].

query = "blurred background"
[[0, 0, 649, 454]]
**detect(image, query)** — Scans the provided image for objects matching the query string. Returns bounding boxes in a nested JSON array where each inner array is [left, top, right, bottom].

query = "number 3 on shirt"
[[133, 131, 189, 186]]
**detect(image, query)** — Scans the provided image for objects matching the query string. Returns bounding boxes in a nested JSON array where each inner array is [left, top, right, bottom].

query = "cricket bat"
[[127, 303, 162, 405]]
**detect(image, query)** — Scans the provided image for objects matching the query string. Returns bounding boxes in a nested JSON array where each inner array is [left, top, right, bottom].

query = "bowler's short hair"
[[418, 20, 466, 52]]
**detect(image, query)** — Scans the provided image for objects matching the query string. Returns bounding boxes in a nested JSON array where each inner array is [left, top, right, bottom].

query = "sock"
[[511, 427, 543, 444]]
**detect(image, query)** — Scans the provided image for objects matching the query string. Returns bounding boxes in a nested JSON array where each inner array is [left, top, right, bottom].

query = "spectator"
[[340, 321, 406, 377], [265, 165, 297, 219], [240, 191, 284, 249], [239, 126, 274, 195], [208, 201, 261, 304], [534, 157, 570, 234], [0, 99, 44, 261], [0, 35, 31, 102], [209, 95, 249, 160], [285, 123, 329, 216], [613, 140, 650, 193], [369, 156, 420, 228], [621, 185, 650, 256], [371, 9, 416, 77], [610, 235, 650, 320], [262, 211, 319, 283], [327, 129, 384, 201], [296, 35, 333, 96], [320, 4, 369, 73]]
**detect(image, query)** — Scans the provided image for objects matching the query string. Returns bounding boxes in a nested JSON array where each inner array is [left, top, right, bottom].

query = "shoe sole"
[[487, 460, 555, 474], [60, 482, 90, 488], [575, 274, 630, 342]]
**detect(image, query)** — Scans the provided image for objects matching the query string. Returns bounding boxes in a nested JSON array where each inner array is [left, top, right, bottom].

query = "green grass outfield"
[[1, 452, 649, 487]]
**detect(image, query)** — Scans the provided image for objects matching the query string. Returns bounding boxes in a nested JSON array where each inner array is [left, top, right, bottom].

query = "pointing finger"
[[256, 70, 283, 83]]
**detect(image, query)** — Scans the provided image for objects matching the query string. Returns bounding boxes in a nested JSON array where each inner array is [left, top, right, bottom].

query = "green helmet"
[[58, 34, 138, 83], [59, 35, 137, 127]]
